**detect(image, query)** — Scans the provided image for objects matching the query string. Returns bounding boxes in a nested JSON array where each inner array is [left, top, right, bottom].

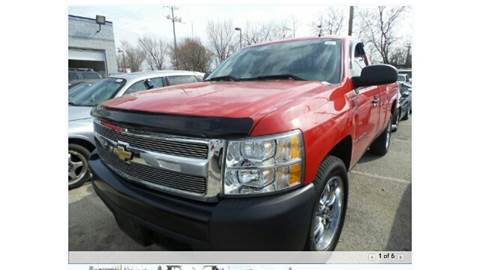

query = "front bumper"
[[89, 151, 317, 250]]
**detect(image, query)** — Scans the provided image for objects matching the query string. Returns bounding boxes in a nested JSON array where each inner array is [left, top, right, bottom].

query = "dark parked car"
[[392, 82, 412, 130], [398, 69, 412, 84], [398, 83, 412, 120]]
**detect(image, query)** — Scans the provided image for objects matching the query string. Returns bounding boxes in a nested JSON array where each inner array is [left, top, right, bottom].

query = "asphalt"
[[69, 117, 411, 251]]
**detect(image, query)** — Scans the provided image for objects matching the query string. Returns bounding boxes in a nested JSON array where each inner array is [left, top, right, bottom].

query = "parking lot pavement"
[[69, 118, 411, 251]]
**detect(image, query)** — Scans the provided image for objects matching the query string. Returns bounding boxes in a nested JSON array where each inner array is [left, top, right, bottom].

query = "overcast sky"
[[68, 4, 412, 49]]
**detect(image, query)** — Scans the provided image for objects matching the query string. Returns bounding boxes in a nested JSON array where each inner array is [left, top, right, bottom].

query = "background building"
[[68, 15, 118, 77]]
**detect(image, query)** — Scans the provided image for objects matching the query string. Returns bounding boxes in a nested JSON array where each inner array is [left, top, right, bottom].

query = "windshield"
[[207, 39, 342, 83], [68, 78, 126, 106], [398, 74, 407, 82]]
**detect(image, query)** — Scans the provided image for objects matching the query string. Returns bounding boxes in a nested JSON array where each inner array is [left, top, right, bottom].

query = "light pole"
[[234, 27, 242, 49]]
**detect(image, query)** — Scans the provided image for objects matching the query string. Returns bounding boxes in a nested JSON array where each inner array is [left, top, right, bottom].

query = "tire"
[[370, 116, 392, 156], [306, 155, 348, 251], [68, 144, 92, 189], [392, 108, 400, 132]]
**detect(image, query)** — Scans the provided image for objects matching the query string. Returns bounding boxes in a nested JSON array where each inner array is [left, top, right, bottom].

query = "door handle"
[[372, 96, 380, 106]]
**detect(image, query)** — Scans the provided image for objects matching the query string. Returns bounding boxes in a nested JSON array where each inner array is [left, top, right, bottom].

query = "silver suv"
[[68, 70, 204, 189]]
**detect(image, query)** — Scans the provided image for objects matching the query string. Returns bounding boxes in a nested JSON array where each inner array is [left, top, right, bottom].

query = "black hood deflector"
[[91, 106, 254, 138]]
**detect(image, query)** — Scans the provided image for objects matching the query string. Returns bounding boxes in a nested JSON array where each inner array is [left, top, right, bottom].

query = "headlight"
[[224, 130, 304, 195]]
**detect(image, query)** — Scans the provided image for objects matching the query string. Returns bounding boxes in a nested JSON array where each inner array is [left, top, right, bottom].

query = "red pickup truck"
[[89, 36, 398, 251]]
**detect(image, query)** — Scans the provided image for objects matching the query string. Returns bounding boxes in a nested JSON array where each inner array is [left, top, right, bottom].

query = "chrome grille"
[[97, 142, 207, 195], [93, 120, 225, 200], [94, 122, 208, 159]]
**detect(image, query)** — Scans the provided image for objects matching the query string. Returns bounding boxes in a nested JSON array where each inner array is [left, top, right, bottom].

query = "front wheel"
[[69, 144, 92, 189], [306, 155, 348, 251]]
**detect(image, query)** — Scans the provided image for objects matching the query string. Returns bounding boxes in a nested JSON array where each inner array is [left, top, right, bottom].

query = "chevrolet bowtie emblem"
[[112, 143, 133, 162]]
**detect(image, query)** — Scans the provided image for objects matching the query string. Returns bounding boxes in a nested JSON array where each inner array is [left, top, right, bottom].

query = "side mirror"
[[203, 73, 210, 81], [352, 64, 398, 88]]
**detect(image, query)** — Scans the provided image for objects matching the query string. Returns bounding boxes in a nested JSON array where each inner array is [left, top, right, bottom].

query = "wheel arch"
[[391, 98, 398, 113], [326, 135, 353, 171], [69, 137, 95, 153]]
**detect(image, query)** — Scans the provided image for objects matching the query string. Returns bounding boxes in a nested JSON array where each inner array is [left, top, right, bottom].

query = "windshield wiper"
[[206, 75, 239, 81], [68, 101, 79, 106], [242, 74, 307, 81]]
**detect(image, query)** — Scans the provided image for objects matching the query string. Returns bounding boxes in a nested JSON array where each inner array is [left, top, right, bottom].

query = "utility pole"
[[348, 6, 354, 36], [165, 6, 182, 68]]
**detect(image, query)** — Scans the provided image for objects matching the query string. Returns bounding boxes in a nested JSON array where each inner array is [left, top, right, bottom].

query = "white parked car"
[[68, 70, 204, 189]]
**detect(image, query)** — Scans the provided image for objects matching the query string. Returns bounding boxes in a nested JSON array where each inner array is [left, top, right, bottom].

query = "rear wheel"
[[401, 109, 409, 120], [370, 116, 392, 156], [392, 108, 400, 132], [306, 155, 348, 251], [69, 144, 92, 189]]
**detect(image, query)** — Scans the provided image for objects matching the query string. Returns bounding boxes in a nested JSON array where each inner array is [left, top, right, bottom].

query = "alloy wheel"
[[68, 150, 88, 185], [313, 176, 345, 250]]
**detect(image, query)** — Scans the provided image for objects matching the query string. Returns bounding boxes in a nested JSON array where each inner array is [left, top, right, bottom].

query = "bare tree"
[[358, 6, 407, 64], [120, 41, 145, 72], [389, 42, 412, 67], [138, 36, 168, 70], [170, 38, 213, 72], [116, 53, 125, 72], [206, 20, 236, 65], [275, 21, 294, 40], [311, 7, 346, 36], [243, 23, 273, 46], [242, 21, 294, 46]]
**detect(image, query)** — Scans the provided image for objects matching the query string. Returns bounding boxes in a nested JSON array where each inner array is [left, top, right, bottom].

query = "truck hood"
[[69, 105, 93, 122], [102, 81, 334, 121]]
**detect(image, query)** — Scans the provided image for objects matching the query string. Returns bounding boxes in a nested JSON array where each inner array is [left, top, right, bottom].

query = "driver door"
[[349, 43, 382, 165]]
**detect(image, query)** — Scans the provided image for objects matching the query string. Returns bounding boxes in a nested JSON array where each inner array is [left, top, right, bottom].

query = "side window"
[[351, 58, 366, 77], [167, 75, 198, 86], [350, 43, 367, 77], [124, 80, 148, 95], [149, 77, 166, 88]]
